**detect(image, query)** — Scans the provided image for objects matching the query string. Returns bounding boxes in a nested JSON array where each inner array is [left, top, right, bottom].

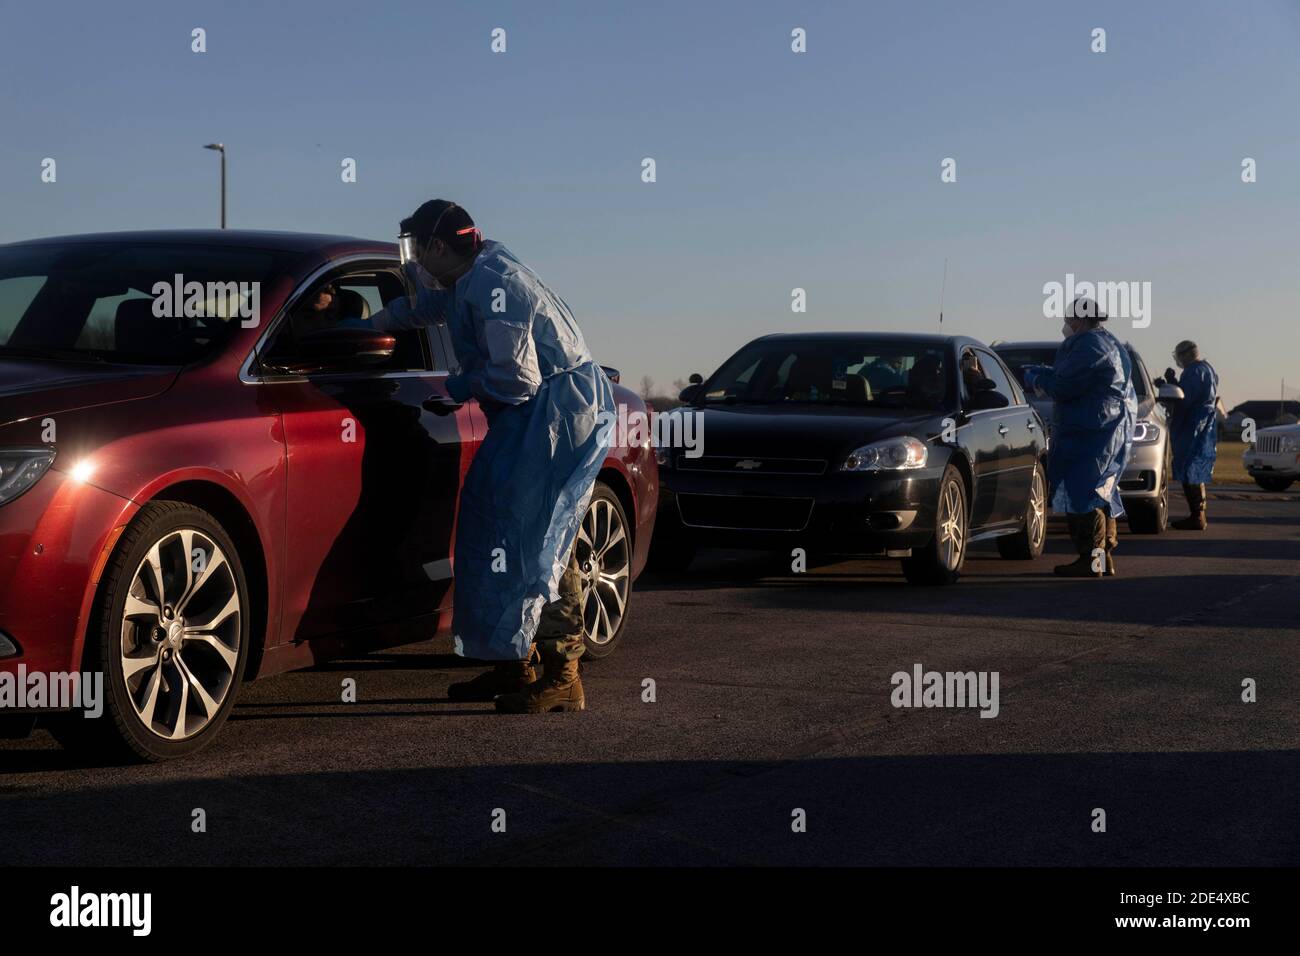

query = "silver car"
[[992, 341, 1172, 534]]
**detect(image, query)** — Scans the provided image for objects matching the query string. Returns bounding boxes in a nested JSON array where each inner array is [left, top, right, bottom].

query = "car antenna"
[[938, 257, 948, 328]]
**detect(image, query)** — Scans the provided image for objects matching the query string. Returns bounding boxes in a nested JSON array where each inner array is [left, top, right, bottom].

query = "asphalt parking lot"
[[1, 488, 1296, 866]]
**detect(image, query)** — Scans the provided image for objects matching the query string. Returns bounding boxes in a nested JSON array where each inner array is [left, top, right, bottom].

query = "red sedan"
[[0, 231, 657, 759]]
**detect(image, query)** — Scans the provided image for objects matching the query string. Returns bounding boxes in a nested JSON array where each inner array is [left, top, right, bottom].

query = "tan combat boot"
[[495, 651, 585, 713], [447, 646, 538, 702], [1104, 514, 1118, 576], [1171, 483, 1207, 530], [1054, 510, 1106, 578]]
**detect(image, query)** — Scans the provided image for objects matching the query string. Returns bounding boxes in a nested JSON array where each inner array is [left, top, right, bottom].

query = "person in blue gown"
[[371, 200, 614, 712], [1023, 297, 1137, 578], [1164, 340, 1219, 530]]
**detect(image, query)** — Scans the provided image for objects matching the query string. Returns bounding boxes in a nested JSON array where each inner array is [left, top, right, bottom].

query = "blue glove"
[[446, 373, 473, 403], [1023, 366, 1042, 389]]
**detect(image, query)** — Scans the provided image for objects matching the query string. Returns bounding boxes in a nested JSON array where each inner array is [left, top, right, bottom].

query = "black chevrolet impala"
[[652, 333, 1049, 584]]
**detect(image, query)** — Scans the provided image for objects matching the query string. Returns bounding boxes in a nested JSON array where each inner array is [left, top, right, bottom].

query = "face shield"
[[397, 232, 443, 299], [398, 232, 420, 268], [398, 232, 421, 301]]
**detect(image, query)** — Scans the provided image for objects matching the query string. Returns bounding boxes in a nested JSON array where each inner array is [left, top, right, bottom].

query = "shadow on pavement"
[[0, 749, 1295, 866]]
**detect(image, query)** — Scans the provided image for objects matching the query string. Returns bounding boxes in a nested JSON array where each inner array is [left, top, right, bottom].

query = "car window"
[[0, 276, 44, 341], [1126, 347, 1150, 398], [267, 271, 426, 373], [993, 347, 1057, 388], [976, 349, 1019, 405], [698, 339, 951, 410], [0, 242, 295, 365], [74, 290, 155, 349]]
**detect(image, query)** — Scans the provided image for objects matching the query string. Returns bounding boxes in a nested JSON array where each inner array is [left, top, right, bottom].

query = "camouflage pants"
[[534, 545, 586, 661]]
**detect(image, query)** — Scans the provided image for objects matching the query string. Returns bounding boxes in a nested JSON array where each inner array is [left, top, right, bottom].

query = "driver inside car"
[[960, 350, 985, 392], [906, 354, 947, 409]]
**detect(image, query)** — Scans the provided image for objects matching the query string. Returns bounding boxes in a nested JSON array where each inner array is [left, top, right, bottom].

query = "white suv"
[[1243, 424, 1300, 491]]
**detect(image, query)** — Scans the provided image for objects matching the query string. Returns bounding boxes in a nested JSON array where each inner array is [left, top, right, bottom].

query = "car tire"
[[578, 482, 633, 660], [997, 463, 1047, 559], [50, 501, 250, 762], [902, 465, 967, 585], [1126, 498, 1165, 534], [1253, 476, 1294, 492]]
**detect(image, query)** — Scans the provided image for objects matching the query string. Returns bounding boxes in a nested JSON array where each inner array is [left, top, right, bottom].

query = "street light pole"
[[203, 143, 226, 228]]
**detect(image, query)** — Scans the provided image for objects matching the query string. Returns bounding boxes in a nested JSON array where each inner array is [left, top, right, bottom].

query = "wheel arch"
[[945, 447, 975, 504], [597, 465, 636, 545]]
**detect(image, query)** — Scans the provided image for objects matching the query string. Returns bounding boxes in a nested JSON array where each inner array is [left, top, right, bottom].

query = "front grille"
[[1257, 435, 1282, 455], [676, 455, 827, 475], [677, 493, 814, 531]]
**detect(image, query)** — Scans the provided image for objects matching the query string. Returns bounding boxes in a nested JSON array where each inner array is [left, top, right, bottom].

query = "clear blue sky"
[[2, 0, 1298, 408]]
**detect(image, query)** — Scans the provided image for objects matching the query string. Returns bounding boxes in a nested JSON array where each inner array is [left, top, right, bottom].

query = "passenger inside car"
[[863, 355, 907, 392], [289, 281, 371, 336]]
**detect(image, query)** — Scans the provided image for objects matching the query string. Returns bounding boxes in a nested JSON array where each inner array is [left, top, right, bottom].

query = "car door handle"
[[422, 395, 463, 415], [998, 425, 1009, 436], [1026, 419, 1036, 430]]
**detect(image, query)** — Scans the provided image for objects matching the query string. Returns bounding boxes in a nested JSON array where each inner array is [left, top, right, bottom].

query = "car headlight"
[[1133, 419, 1161, 444], [1280, 436, 1298, 453], [841, 436, 928, 472], [0, 447, 57, 506]]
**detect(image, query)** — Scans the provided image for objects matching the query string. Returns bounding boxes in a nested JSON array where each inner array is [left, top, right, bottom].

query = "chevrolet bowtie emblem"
[[735, 459, 762, 470]]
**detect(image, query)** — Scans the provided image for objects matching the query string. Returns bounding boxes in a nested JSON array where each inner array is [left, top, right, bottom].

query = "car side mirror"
[[679, 384, 702, 403], [1156, 382, 1185, 405], [265, 327, 396, 375], [970, 379, 1010, 409]]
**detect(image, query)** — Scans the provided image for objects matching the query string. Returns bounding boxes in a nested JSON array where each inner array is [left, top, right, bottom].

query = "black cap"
[[401, 199, 481, 255], [1066, 296, 1107, 321]]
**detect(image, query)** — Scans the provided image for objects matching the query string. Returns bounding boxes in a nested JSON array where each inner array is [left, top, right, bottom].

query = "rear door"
[[261, 264, 476, 641]]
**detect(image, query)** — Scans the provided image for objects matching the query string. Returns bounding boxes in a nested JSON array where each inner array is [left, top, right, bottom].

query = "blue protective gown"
[[373, 241, 615, 660], [1030, 327, 1138, 516], [1168, 360, 1218, 485]]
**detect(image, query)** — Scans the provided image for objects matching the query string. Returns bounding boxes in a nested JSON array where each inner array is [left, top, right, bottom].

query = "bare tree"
[[639, 375, 655, 400]]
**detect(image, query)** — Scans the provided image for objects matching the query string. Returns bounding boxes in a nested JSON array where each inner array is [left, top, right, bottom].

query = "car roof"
[[2, 229, 397, 256], [994, 339, 1143, 356], [751, 331, 980, 347]]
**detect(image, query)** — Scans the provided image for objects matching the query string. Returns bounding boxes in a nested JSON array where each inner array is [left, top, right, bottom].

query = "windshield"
[[0, 242, 295, 365], [996, 345, 1148, 398], [698, 339, 952, 410]]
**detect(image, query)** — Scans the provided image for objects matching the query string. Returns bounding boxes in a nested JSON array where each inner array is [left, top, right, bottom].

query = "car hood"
[[0, 360, 179, 428], [1026, 394, 1155, 425], [674, 403, 940, 463]]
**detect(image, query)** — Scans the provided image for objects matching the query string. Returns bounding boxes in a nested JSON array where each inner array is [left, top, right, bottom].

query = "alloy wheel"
[[119, 529, 241, 740], [937, 480, 966, 570], [575, 497, 631, 646], [1028, 469, 1046, 549]]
